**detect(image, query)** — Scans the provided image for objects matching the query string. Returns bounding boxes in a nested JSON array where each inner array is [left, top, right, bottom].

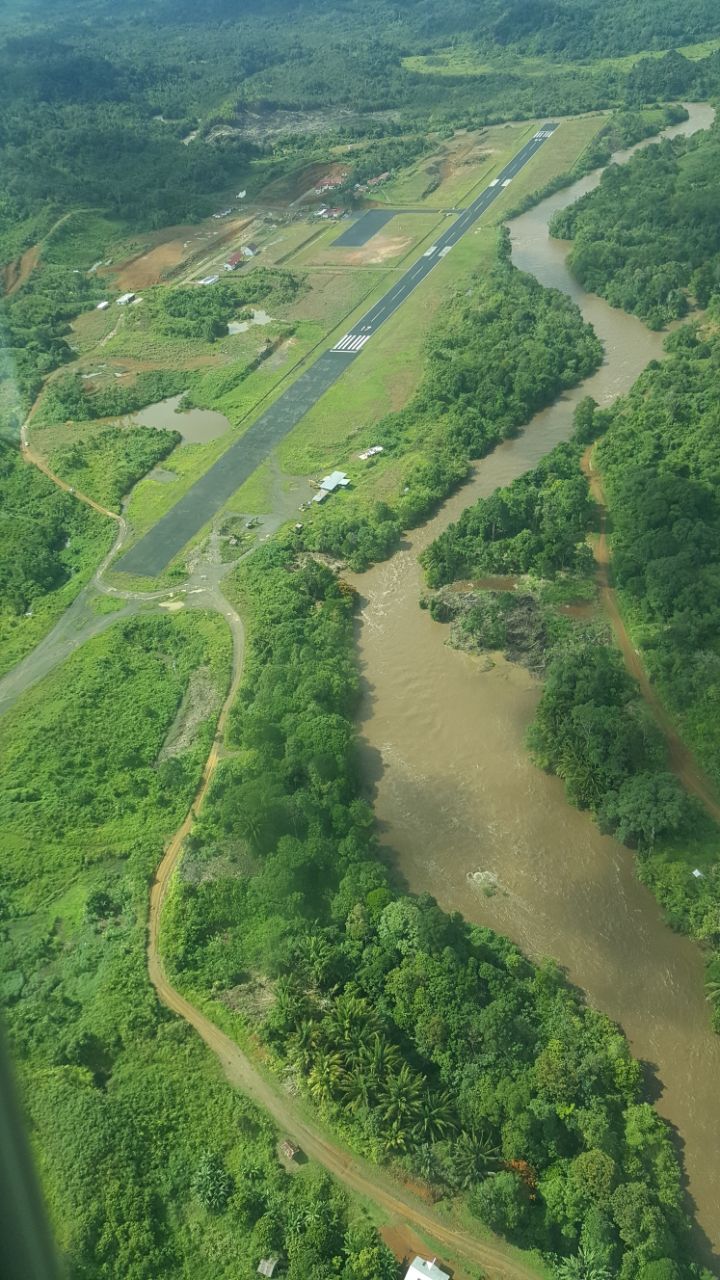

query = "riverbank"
[[349, 103, 720, 1265]]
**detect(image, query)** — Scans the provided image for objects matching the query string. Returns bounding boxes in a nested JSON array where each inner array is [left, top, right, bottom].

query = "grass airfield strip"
[[115, 123, 563, 578]]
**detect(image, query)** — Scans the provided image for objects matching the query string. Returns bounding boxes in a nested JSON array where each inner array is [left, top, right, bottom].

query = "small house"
[[241, 243, 259, 258], [257, 1259, 279, 1278], [280, 1139, 300, 1160], [96, 301, 110, 311], [116, 292, 135, 306], [319, 471, 350, 492], [199, 274, 219, 285], [224, 252, 244, 271], [404, 1259, 450, 1280], [312, 489, 329, 504]]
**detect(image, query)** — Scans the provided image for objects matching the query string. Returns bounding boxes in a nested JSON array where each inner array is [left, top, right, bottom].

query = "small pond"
[[133, 394, 231, 444]]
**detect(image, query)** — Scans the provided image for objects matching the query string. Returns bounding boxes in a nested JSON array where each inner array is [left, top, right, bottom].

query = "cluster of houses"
[[224, 244, 258, 270], [196, 243, 260, 286], [256, 1255, 449, 1279], [354, 170, 391, 194], [316, 205, 347, 220], [314, 172, 348, 196]]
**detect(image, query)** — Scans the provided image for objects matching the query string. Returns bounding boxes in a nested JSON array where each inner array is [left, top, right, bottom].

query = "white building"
[[318, 471, 350, 492], [96, 301, 110, 311], [404, 1259, 450, 1280], [116, 292, 135, 306]]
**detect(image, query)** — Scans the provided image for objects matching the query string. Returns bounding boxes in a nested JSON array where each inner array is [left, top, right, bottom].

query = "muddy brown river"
[[350, 104, 720, 1266]]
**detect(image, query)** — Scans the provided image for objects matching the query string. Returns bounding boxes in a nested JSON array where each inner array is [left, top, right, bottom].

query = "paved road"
[[118, 125, 557, 577]]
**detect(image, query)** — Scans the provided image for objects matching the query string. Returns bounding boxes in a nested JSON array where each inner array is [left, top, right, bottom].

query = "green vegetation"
[[4, 0, 720, 265], [150, 271, 301, 342], [39, 369, 190, 425], [0, 441, 113, 675], [596, 325, 720, 782], [0, 612, 399, 1278], [158, 545, 705, 1278], [528, 640, 693, 848], [422, 442, 594, 587], [593, 319, 720, 1014], [51, 425, 180, 511], [505, 104, 689, 218], [299, 251, 602, 570], [551, 117, 720, 327], [424, 587, 575, 677]]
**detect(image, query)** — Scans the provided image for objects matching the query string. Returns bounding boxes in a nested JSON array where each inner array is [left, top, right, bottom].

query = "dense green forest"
[[0, 613, 399, 1280], [551, 118, 720, 327], [301, 254, 602, 569], [3, 0, 720, 261], [0, 442, 113, 675], [157, 545, 708, 1279], [40, 370, 189, 426], [422, 441, 594, 587]]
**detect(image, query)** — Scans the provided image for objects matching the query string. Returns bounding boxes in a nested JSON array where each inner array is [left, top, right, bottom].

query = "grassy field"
[[376, 121, 535, 209], [402, 38, 720, 78]]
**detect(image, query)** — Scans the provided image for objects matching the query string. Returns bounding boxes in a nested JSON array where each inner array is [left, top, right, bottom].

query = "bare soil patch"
[[113, 217, 252, 290], [158, 666, 221, 760], [3, 241, 41, 296], [259, 159, 349, 206], [345, 234, 412, 265]]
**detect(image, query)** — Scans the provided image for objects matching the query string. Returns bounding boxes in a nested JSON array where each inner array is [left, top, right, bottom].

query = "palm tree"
[[325, 992, 379, 1049], [378, 1063, 425, 1129], [451, 1129, 500, 1190], [412, 1089, 457, 1144], [705, 978, 720, 1005], [287, 1018, 319, 1073], [307, 1050, 344, 1105], [338, 1066, 373, 1114], [361, 1034, 402, 1084], [555, 1244, 614, 1280]]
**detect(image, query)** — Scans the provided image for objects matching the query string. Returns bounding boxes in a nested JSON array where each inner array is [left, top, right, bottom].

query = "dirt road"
[[583, 447, 720, 822], [3, 210, 95, 297], [145, 593, 543, 1280]]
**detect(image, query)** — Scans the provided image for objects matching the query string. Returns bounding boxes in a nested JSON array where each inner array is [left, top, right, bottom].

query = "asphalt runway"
[[332, 207, 428, 247], [117, 124, 557, 577]]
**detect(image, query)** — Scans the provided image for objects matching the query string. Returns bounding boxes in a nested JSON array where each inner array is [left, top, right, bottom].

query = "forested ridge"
[[4, 0, 720, 259]]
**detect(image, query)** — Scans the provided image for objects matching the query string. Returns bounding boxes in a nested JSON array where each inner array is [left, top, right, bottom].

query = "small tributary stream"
[[349, 104, 720, 1264]]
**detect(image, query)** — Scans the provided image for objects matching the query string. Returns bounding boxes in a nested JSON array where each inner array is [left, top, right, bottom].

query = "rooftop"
[[319, 471, 350, 492], [257, 1259, 279, 1278], [404, 1259, 450, 1280]]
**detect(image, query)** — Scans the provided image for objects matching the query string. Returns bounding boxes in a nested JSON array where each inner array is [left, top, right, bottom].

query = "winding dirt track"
[[146, 602, 542, 1280], [583, 447, 720, 822]]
